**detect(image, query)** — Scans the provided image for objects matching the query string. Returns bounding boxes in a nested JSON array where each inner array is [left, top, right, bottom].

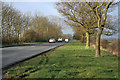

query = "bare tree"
[[56, 2, 98, 48], [2, 3, 30, 44], [85, 2, 114, 57], [73, 26, 86, 43], [30, 14, 63, 42]]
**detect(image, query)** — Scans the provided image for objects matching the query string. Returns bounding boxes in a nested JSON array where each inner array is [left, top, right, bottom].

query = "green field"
[[5, 41, 118, 78]]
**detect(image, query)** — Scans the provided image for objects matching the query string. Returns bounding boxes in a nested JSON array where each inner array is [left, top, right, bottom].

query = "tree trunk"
[[96, 28, 103, 57], [85, 31, 90, 48]]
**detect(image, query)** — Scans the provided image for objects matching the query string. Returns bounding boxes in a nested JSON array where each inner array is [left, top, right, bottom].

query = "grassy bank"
[[1, 42, 46, 48], [5, 41, 118, 78]]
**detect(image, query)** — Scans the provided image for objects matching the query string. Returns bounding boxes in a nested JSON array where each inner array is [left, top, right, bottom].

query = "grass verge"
[[5, 41, 118, 78]]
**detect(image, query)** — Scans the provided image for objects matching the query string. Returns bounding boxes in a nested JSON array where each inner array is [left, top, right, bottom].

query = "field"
[[5, 41, 118, 78]]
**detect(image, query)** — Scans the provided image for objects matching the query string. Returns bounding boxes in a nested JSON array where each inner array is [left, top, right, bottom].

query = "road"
[[1, 42, 66, 68]]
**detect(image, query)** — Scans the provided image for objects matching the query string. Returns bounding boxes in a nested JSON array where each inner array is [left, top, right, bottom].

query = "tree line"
[[56, 2, 118, 57], [2, 3, 71, 44]]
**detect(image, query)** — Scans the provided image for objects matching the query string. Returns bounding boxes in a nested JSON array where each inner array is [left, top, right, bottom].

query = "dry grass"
[[91, 40, 120, 57], [100, 39, 109, 49], [110, 40, 120, 57]]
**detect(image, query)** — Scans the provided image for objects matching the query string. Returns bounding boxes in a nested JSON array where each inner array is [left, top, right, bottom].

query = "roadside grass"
[[1, 42, 46, 48], [5, 41, 118, 78]]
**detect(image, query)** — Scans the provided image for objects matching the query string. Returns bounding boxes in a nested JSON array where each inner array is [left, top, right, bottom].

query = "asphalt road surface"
[[1, 42, 66, 68]]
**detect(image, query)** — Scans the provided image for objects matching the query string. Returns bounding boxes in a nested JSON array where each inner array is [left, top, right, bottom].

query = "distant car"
[[65, 39, 69, 42], [58, 38, 62, 42], [49, 38, 56, 43]]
